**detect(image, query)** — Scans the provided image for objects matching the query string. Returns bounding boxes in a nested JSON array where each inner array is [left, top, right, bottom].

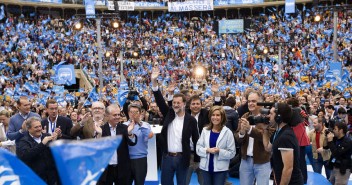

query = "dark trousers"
[[299, 146, 307, 184], [201, 170, 227, 185], [130, 157, 148, 185], [98, 165, 130, 185], [161, 153, 188, 185]]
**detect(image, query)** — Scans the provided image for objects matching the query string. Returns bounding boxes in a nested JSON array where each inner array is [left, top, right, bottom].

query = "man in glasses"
[[70, 101, 106, 139], [123, 103, 153, 185]]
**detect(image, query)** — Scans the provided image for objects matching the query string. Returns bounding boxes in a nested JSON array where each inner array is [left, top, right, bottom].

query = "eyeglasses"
[[129, 111, 140, 114], [93, 107, 104, 110]]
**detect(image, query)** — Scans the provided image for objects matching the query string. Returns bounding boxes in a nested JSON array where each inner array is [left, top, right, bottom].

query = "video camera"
[[127, 90, 140, 101], [248, 102, 303, 126]]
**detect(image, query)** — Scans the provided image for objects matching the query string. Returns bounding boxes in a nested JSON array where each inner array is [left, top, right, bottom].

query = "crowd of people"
[[0, 2, 351, 185]]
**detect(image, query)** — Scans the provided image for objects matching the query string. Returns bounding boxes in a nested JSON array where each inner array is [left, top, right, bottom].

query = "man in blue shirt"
[[7, 96, 41, 141], [123, 103, 153, 185]]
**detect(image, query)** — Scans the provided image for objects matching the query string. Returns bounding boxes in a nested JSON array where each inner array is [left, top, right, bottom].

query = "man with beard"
[[151, 67, 199, 185]]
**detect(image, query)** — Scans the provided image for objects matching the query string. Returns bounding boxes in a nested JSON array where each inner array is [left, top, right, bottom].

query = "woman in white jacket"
[[196, 106, 236, 185], [0, 110, 16, 153]]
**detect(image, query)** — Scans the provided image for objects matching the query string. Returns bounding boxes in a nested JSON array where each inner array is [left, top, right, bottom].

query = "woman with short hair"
[[196, 106, 236, 185]]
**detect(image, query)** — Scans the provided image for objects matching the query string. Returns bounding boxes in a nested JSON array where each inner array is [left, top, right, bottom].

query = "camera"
[[248, 102, 303, 126], [127, 90, 140, 101], [248, 115, 270, 125]]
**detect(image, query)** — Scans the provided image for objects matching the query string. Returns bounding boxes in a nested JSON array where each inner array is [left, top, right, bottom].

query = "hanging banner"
[[85, 0, 96, 18], [168, 0, 213, 12], [214, 0, 262, 5], [219, 19, 244, 34], [107, 1, 135, 11], [285, 0, 295, 14], [19, 0, 62, 3], [55, 65, 77, 85]]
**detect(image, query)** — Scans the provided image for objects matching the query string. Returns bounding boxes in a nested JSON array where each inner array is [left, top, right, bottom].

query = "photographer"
[[263, 103, 304, 185], [123, 90, 149, 121], [234, 91, 271, 185], [326, 121, 352, 185]]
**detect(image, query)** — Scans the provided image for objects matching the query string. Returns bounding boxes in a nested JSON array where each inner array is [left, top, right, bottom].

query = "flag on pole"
[[0, 149, 46, 185], [49, 136, 122, 185]]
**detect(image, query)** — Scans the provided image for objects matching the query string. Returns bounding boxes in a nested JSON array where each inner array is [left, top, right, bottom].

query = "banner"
[[0, 149, 46, 185], [55, 65, 76, 85], [214, 0, 262, 5], [219, 19, 244, 34], [107, 1, 135, 11], [285, 0, 295, 14], [50, 137, 122, 185], [19, 0, 62, 3], [168, 0, 213, 12], [95, 0, 107, 5], [85, 0, 96, 18], [118, 1, 135, 11], [134, 2, 165, 7]]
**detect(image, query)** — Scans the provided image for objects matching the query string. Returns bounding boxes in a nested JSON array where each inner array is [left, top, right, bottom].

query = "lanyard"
[[48, 116, 58, 133]]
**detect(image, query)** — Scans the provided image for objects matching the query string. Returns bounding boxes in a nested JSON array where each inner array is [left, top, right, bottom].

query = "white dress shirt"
[[108, 124, 118, 165], [167, 114, 184, 153]]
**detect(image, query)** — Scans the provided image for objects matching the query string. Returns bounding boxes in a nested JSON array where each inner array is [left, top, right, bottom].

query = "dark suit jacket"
[[42, 116, 73, 139], [16, 132, 59, 184], [186, 108, 209, 135], [153, 88, 199, 167], [99, 123, 137, 184]]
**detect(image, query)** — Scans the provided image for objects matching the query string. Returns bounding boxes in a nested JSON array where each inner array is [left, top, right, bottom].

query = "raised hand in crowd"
[[151, 66, 160, 86], [167, 82, 176, 95], [127, 120, 135, 137]]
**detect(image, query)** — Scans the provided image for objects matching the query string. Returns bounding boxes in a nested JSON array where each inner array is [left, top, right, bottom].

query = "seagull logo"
[[0, 165, 20, 185], [80, 168, 105, 185]]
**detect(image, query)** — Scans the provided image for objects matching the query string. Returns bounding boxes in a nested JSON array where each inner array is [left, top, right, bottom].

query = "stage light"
[[292, 48, 296, 52], [314, 15, 321, 22], [263, 48, 268, 54], [133, 51, 139, 58], [194, 66, 205, 77], [111, 20, 120, 28], [74, 21, 83, 30], [105, 51, 111, 58]]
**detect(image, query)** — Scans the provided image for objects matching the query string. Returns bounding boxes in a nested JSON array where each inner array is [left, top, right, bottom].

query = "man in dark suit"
[[41, 99, 73, 139], [151, 67, 199, 185], [98, 104, 137, 185], [17, 117, 59, 185]]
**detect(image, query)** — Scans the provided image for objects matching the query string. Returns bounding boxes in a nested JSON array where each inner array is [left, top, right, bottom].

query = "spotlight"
[[111, 20, 120, 29], [132, 51, 139, 58], [74, 21, 83, 30], [314, 15, 321, 22], [292, 48, 296, 52], [105, 51, 111, 58], [194, 66, 205, 77], [263, 48, 268, 54]]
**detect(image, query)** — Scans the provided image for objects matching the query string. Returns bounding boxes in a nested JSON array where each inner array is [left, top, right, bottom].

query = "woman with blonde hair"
[[196, 106, 236, 185], [0, 110, 16, 153]]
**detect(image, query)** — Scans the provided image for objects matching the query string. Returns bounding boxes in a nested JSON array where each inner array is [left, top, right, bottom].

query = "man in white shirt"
[[151, 67, 199, 185]]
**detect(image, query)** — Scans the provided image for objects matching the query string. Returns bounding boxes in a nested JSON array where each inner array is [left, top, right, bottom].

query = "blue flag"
[[117, 90, 129, 107], [50, 137, 122, 185], [0, 149, 46, 185]]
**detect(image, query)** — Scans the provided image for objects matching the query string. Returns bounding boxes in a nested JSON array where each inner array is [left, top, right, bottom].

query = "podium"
[[145, 125, 162, 185]]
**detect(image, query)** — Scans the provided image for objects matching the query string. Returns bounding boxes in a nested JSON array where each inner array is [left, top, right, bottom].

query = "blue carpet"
[[153, 170, 352, 185]]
